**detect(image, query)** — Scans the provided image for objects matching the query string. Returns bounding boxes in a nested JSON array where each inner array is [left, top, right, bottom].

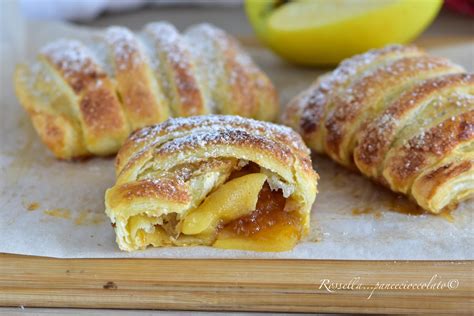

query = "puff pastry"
[[105, 115, 318, 252], [283, 44, 473, 213], [14, 22, 278, 159]]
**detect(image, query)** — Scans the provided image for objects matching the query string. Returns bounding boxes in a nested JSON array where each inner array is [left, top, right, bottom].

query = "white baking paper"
[[0, 9, 472, 259]]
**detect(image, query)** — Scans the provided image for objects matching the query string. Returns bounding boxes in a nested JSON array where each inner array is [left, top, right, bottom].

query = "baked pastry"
[[105, 115, 318, 252], [14, 22, 278, 159], [283, 44, 473, 214]]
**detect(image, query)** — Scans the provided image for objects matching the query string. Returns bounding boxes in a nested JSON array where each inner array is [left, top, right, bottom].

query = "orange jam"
[[224, 183, 301, 237]]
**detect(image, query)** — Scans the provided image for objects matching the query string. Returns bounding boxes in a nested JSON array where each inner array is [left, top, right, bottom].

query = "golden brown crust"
[[217, 28, 263, 118], [13, 64, 89, 159], [354, 73, 474, 178], [324, 55, 462, 164], [79, 87, 125, 134], [283, 44, 473, 213], [412, 159, 473, 213], [105, 115, 318, 251], [41, 40, 104, 94], [41, 39, 130, 155], [155, 129, 294, 166], [104, 26, 169, 130], [184, 23, 278, 121], [417, 160, 471, 197], [222, 46, 256, 117], [116, 115, 312, 177], [282, 45, 426, 151], [144, 22, 207, 117], [15, 22, 278, 159], [111, 178, 191, 204], [384, 110, 473, 191], [31, 112, 68, 156]]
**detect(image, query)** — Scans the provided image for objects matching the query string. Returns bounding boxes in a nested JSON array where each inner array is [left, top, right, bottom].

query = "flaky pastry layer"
[[105, 115, 318, 252], [282, 44, 473, 213], [14, 22, 278, 159]]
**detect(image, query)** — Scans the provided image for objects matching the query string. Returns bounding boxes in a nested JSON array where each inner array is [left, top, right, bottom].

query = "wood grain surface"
[[1, 254, 472, 314]]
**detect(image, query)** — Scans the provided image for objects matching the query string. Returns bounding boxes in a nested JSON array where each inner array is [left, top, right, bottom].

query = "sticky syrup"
[[26, 202, 40, 211], [225, 183, 300, 237]]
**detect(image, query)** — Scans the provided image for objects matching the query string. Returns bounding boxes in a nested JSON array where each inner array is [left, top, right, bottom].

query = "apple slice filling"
[[181, 162, 303, 251], [121, 161, 303, 251]]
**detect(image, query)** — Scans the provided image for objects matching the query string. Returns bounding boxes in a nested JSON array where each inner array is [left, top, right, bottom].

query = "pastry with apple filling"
[[105, 115, 318, 252]]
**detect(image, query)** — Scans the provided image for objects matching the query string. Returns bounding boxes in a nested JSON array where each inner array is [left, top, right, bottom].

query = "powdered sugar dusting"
[[145, 22, 186, 67], [41, 39, 96, 77], [144, 22, 205, 115], [372, 77, 471, 172], [359, 73, 474, 161], [447, 90, 474, 108], [30, 22, 274, 128], [122, 177, 188, 202], [288, 43, 472, 211], [406, 110, 473, 154], [295, 45, 424, 135], [40, 39, 109, 94], [324, 55, 464, 158], [109, 114, 318, 251], [105, 26, 144, 71], [152, 127, 298, 175], [365, 113, 396, 150], [158, 128, 276, 153], [337, 56, 460, 118], [184, 23, 227, 112], [132, 115, 309, 155]]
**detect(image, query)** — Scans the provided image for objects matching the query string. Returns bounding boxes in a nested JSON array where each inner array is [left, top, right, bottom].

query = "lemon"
[[245, 0, 442, 65]]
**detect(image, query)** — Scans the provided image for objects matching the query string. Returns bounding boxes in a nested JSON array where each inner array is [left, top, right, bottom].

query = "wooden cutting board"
[[1, 254, 472, 314]]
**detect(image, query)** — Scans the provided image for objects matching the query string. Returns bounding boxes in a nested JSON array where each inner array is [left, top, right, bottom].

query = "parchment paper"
[[1, 8, 473, 259]]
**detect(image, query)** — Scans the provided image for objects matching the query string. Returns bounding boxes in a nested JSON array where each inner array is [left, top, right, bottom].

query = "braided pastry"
[[105, 115, 318, 252], [283, 44, 473, 213], [14, 22, 278, 159]]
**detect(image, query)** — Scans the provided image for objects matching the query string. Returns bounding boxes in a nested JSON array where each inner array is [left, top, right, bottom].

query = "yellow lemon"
[[245, 0, 442, 66]]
